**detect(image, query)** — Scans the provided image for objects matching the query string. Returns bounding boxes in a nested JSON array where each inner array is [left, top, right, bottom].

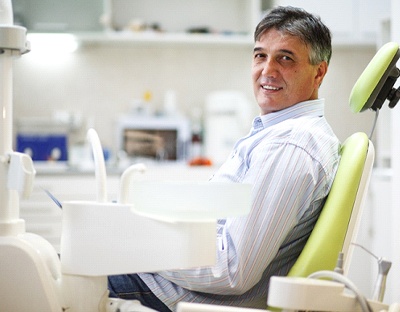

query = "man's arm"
[[157, 143, 326, 295]]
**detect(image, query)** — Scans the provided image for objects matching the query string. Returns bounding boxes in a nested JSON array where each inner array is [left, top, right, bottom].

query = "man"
[[108, 6, 340, 312]]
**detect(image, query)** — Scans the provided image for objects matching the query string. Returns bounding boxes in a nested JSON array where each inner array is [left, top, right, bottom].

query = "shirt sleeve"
[[157, 141, 326, 295]]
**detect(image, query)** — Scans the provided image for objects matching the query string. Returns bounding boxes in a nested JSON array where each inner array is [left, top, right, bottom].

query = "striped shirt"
[[139, 99, 340, 311]]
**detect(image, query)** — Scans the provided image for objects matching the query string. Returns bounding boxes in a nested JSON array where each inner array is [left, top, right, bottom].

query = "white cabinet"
[[16, 0, 387, 47], [105, 0, 260, 35], [95, 0, 267, 46], [13, 0, 392, 47], [274, 0, 391, 45], [15, 0, 270, 47], [12, 0, 103, 32]]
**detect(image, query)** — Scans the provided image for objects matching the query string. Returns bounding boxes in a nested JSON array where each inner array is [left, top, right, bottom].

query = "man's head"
[[254, 6, 332, 66], [252, 6, 332, 115]]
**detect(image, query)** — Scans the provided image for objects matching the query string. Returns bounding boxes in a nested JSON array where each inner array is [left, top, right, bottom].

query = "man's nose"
[[261, 58, 278, 77]]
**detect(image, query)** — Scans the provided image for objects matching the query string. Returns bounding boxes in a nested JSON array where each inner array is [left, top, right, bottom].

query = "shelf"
[[72, 31, 254, 47], [27, 31, 379, 51]]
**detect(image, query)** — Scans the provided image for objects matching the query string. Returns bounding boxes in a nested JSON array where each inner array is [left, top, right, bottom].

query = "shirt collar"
[[252, 99, 325, 131]]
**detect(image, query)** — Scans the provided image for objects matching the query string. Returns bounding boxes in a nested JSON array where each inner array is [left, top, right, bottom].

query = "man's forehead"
[[254, 30, 309, 53]]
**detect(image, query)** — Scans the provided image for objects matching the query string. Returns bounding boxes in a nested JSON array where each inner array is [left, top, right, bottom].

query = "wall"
[[390, 0, 400, 303], [12, 42, 376, 155], [13, 43, 254, 153], [322, 46, 377, 142]]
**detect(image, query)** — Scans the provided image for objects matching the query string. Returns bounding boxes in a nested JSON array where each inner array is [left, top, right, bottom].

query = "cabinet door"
[[356, 0, 391, 39], [273, 0, 390, 44], [273, 0, 353, 39], [12, 0, 103, 32], [106, 0, 258, 35]]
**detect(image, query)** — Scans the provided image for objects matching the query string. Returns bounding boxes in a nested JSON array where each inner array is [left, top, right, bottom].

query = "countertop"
[[32, 161, 217, 181]]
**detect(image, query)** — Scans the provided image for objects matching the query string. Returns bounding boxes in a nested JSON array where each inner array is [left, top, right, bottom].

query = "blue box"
[[16, 134, 68, 161]]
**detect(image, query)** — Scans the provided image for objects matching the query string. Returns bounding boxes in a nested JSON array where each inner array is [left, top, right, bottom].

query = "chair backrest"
[[287, 131, 375, 278]]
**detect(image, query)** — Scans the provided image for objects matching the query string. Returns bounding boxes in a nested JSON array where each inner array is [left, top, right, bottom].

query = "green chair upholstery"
[[349, 41, 400, 112], [287, 132, 374, 278]]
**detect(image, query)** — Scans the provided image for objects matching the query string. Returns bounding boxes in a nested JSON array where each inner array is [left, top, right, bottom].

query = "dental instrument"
[[42, 186, 63, 209], [352, 243, 392, 302]]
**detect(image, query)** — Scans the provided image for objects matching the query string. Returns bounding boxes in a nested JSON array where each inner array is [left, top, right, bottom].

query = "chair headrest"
[[349, 42, 400, 113]]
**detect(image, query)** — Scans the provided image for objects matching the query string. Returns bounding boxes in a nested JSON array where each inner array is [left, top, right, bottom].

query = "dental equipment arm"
[[352, 242, 392, 303], [0, 2, 64, 311], [0, 0, 31, 229]]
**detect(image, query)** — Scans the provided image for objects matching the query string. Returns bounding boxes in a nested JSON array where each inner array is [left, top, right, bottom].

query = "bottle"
[[163, 90, 177, 116], [191, 123, 203, 159], [130, 90, 153, 115]]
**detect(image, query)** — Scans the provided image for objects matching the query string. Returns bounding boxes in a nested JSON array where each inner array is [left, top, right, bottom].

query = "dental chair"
[[177, 128, 375, 312], [177, 41, 400, 312]]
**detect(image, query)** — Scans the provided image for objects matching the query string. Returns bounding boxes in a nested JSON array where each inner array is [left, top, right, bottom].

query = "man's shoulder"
[[258, 116, 339, 160]]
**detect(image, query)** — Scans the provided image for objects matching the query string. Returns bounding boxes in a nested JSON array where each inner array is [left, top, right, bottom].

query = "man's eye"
[[254, 53, 266, 59], [281, 55, 293, 61]]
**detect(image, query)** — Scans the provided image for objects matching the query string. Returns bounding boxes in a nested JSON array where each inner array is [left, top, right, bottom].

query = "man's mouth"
[[262, 85, 282, 91]]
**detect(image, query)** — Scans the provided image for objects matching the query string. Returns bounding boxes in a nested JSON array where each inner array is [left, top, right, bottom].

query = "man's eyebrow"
[[280, 49, 295, 56], [253, 47, 296, 56]]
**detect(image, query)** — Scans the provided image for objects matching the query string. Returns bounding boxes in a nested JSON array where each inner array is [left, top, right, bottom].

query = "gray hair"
[[254, 6, 332, 65]]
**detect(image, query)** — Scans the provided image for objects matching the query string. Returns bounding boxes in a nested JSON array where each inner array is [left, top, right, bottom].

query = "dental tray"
[[129, 181, 251, 221], [60, 182, 251, 276]]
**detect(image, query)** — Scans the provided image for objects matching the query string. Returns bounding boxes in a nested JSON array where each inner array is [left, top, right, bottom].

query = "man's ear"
[[315, 61, 328, 88]]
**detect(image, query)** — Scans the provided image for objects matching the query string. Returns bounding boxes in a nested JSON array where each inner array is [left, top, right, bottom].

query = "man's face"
[[252, 28, 328, 115]]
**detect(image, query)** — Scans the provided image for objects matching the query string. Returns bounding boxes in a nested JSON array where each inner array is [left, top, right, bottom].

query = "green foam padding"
[[349, 42, 400, 113]]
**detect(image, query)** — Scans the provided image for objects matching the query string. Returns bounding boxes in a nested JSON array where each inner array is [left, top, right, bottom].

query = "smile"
[[262, 85, 282, 91]]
